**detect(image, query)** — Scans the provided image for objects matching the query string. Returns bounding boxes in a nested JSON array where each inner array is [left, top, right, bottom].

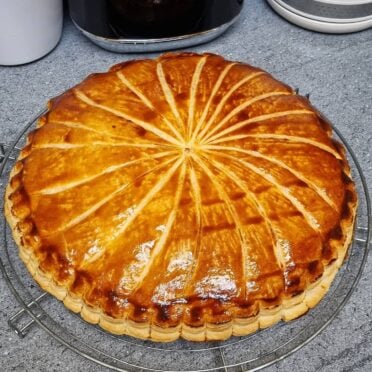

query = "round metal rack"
[[0, 104, 370, 372]]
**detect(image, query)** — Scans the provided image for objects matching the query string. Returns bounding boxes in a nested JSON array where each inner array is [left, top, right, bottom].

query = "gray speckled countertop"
[[1, 1, 371, 371]]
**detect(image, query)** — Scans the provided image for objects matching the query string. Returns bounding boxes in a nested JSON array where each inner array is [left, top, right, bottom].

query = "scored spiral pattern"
[[6, 53, 356, 341]]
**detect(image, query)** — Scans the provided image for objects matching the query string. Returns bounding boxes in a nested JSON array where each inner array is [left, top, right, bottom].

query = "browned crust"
[[4, 53, 358, 342], [4, 128, 357, 342]]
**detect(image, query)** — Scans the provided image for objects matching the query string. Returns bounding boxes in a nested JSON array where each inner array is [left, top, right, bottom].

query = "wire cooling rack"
[[0, 104, 371, 372]]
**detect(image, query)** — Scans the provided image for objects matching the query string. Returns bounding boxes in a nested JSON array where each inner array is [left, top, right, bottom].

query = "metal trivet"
[[1, 96, 371, 372]]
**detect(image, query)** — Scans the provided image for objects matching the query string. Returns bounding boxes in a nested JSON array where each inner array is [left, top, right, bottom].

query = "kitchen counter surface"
[[0, 1, 371, 371]]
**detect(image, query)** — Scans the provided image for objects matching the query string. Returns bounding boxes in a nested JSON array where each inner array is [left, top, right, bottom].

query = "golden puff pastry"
[[5, 53, 357, 342]]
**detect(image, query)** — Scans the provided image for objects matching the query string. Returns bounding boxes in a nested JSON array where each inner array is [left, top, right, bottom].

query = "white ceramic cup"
[[0, 0, 63, 66]]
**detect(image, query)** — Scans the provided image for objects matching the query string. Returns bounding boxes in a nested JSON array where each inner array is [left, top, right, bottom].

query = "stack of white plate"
[[267, 0, 372, 33]]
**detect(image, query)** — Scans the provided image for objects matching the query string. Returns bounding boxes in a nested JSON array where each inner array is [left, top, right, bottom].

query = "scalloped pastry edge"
[[4, 119, 357, 343]]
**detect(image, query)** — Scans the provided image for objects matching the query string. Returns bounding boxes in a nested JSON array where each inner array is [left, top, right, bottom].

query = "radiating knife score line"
[[202, 154, 291, 282], [74, 89, 183, 146], [116, 71, 154, 109], [32, 142, 175, 150], [206, 133, 342, 160], [187, 56, 207, 141], [200, 91, 293, 144], [117, 71, 184, 143], [33, 151, 177, 196], [129, 162, 187, 294], [81, 156, 184, 266], [183, 161, 203, 294], [51, 120, 153, 142], [196, 71, 266, 143], [191, 153, 250, 298], [203, 110, 315, 144], [156, 62, 185, 136], [203, 145, 337, 210], [48, 156, 180, 237], [207, 150, 321, 232], [190, 62, 236, 144]]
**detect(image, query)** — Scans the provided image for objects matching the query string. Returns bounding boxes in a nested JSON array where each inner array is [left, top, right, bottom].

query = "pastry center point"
[[183, 143, 194, 155]]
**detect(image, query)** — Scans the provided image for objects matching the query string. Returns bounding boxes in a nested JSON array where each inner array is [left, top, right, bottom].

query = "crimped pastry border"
[[4, 129, 357, 342]]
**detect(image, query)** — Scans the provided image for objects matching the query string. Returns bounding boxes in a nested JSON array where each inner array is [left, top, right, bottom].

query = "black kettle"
[[69, 0, 244, 52]]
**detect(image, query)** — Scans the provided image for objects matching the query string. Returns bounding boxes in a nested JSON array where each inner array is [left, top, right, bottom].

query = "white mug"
[[0, 0, 63, 65]]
